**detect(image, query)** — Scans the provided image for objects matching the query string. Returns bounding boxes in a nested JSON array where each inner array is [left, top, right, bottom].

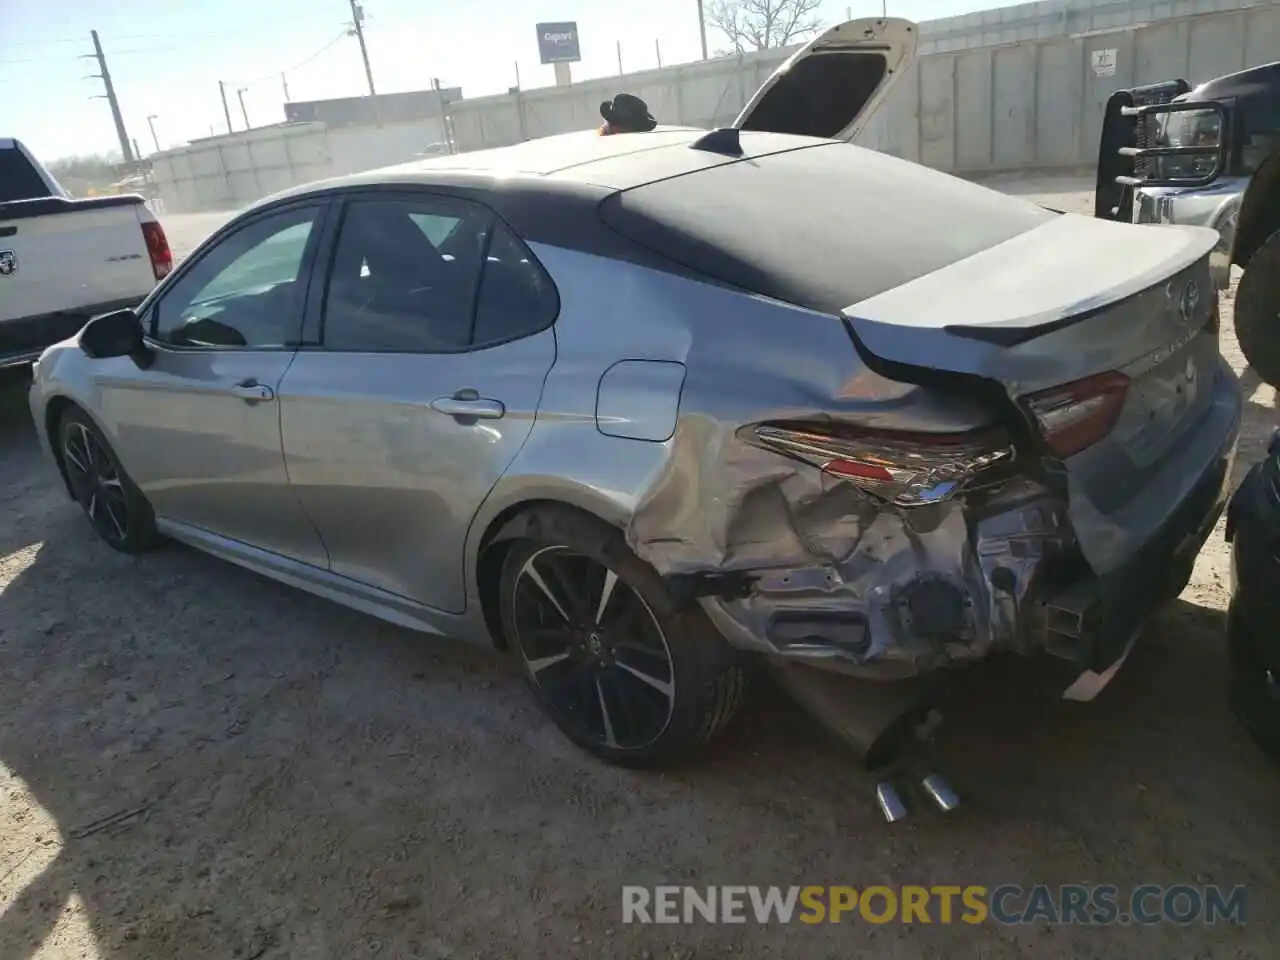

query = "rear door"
[[734, 17, 917, 142], [278, 192, 558, 614]]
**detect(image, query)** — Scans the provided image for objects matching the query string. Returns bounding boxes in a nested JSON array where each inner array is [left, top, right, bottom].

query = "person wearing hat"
[[599, 93, 657, 135]]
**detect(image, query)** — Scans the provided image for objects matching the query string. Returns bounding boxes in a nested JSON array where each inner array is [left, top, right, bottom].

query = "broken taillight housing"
[[1023, 371, 1130, 459], [751, 422, 1015, 507]]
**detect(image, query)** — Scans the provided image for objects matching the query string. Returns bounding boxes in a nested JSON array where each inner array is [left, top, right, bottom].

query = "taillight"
[[1024, 371, 1130, 459], [140, 219, 173, 281], [751, 422, 1014, 507]]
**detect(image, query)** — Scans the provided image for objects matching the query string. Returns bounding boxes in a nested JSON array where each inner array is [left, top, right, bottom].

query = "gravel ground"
[[2, 179, 1279, 960]]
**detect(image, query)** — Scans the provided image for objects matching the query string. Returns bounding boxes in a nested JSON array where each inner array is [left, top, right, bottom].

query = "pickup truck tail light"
[[751, 422, 1015, 506], [1024, 371, 1130, 459], [140, 220, 173, 281]]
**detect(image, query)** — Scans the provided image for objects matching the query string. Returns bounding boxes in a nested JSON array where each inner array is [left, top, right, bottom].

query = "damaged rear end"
[[603, 139, 1241, 699]]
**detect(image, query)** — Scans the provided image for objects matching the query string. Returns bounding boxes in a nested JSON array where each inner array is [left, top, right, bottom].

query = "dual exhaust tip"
[[875, 773, 960, 823]]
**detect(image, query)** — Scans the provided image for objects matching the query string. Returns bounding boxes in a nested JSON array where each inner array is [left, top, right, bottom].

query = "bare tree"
[[706, 0, 824, 54]]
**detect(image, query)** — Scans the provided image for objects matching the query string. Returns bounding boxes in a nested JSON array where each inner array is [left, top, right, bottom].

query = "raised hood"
[[734, 17, 917, 142]]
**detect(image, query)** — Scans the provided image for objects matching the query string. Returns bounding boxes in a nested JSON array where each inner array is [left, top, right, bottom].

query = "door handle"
[[430, 389, 505, 420], [231, 379, 275, 403]]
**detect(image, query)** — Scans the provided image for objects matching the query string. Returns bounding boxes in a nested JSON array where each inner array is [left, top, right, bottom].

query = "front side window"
[[320, 196, 558, 353], [153, 206, 319, 348]]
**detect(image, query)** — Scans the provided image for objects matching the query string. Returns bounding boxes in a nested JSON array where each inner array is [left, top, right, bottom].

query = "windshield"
[[1151, 108, 1222, 179]]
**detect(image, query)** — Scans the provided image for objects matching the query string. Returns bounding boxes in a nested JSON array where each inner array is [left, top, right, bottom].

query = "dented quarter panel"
[[465, 243, 1065, 675]]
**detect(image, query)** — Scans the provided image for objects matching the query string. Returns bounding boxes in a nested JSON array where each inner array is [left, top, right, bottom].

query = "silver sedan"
[[28, 19, 1241, 769]]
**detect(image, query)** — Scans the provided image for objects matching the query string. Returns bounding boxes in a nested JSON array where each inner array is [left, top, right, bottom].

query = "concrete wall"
[[152, 117, 446, 213], [152, 1, 1280, 212], [917, 0, 1275, 53], [448, 2, 1280, 170], [866, 1, 1280, 173]]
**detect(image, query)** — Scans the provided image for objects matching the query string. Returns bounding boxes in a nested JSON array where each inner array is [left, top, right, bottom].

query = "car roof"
[[258, 127, 833, 208]]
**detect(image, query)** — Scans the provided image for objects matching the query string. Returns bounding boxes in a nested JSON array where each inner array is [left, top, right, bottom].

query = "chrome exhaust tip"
[[921, 773, 960, 814], [875, 781, 908, 823]]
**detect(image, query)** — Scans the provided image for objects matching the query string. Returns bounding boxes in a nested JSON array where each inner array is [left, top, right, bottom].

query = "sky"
[[1, 0, 1013, 162]]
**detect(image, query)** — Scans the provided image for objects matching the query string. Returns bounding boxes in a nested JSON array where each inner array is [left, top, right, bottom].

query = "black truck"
[[1095, 60, 1280, 386]]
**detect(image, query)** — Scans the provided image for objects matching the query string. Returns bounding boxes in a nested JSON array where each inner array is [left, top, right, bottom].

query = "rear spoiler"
[[1094, 79, 1230, 222], [0, 193, 147, 223]]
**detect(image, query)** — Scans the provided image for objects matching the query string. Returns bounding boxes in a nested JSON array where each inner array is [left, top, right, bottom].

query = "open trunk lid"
[[734, 17, 917, 142], [843, 213, 1232, 575]]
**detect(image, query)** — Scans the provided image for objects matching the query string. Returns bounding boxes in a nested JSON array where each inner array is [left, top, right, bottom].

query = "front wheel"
[[1234, 228, 1280, 389], [498, 508, 747, 767], [58, 407, 159, 554]]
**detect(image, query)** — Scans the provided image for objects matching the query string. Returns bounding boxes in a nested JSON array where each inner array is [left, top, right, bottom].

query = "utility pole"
[[281, 72, 291, 102], [219, 81, 234, 133], [82, 30, 135, 163], [146, 114, 160, 153], [349, 0, 377, 96], [237, 88, 251, 129], [348, 0, 380, 124], [696, 0, 708, 59], [616, 40, 623, 75]]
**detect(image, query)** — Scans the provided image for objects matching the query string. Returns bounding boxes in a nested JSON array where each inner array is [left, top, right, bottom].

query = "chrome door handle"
[[430, 391, 505, 420], [231, 379, 275, 403]]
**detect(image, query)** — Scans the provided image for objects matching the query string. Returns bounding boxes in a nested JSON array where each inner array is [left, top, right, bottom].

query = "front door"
[[278, 193, 558, 613], [98, 202, 330, 568]]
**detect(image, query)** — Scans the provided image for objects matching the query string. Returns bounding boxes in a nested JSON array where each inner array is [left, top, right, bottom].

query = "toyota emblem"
[[1178, 279, 1201, 324]]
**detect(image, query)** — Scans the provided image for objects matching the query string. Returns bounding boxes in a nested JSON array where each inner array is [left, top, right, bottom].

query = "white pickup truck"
[[0, 138, 172, 370]]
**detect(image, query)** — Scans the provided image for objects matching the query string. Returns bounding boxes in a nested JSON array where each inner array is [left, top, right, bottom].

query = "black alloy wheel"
[[58, 407, 158, 554], [511, 544, 677, 752], [497, 507, 747, 767]]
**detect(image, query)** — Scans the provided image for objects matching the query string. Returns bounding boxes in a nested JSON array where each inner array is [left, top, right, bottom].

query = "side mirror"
[[79, 308, 154, 369]]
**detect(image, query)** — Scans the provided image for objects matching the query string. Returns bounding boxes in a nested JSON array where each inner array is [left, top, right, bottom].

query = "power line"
[[225, 30, 349, 89]]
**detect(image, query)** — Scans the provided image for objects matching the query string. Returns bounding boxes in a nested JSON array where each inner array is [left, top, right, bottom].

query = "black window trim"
[[299, 186, 561, 356], [142, 197, 333, 355]]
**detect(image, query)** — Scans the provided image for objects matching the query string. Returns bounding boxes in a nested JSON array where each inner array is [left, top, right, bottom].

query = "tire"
[[1234, 228, 1280, 389], [58, 406, 159, 554], [1227, 605, 1280, 763], [498, 507, 747, 768]]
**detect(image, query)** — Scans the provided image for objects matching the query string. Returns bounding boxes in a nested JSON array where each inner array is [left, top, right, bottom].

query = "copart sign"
[[536, 21, 581, 64]]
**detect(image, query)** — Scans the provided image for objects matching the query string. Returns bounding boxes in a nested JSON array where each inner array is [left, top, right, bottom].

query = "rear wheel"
[[58, 407, 159, 554], [498, 508, 747, 767], [1234, 228, 1280, 389]]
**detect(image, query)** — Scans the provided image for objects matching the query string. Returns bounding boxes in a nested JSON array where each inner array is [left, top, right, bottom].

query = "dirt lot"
[[2, 180, 1279, 960]]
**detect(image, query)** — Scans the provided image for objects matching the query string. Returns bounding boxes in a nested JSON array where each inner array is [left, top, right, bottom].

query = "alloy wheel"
[[511, 545, 676, 751], [63, 422, 130, 544]]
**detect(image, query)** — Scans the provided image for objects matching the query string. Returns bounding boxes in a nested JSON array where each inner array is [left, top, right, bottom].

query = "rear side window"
[[598, 141, 1055, 314], [320, 196, 557, 353], [0, 147, 52, 203]]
